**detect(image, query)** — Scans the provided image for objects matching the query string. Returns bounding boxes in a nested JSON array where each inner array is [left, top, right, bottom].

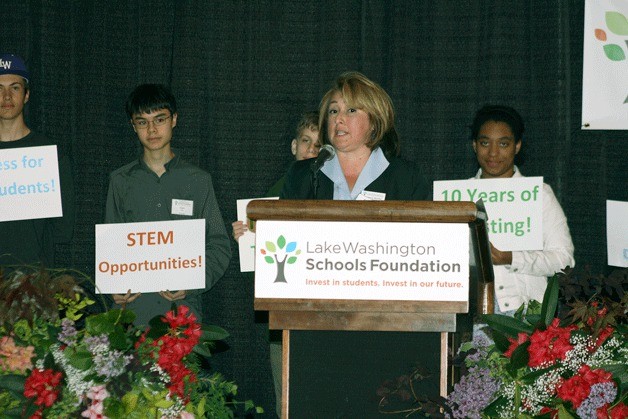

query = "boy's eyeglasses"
[[132, 115, 172, 129]]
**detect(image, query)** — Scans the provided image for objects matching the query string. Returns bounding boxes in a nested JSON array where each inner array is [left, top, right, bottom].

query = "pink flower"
[[0, 336, 35, 373], [86, 384, 109, 402], [82, 384, 109, 418]]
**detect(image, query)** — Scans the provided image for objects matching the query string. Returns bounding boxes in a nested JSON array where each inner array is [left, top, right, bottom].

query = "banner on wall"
[[582, 0, 628, 130], [606, 200, 628, 268]]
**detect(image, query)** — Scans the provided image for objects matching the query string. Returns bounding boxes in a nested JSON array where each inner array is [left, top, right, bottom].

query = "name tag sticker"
[[357, 190, 386, 201], [172, 199, 193, 216]]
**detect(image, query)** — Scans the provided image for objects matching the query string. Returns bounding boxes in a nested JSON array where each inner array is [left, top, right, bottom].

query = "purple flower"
[[58, 318, 77, 345], [576, 382, 617, 419], [447, 366, 500, 418]]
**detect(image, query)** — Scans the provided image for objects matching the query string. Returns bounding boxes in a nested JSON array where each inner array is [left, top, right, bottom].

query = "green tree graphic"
[[594, 11, 628, 103], [260, 235, 300, 283]]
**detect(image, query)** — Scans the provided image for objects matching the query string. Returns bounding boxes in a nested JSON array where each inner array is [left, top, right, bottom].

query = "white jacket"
[[473, 167, 575, 311]]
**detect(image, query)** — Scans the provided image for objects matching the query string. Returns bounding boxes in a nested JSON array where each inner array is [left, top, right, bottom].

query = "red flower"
[[556, 365, 613, 408], [609, 402, 628, 419], [527, 318, 576, 368], [144, 305, 202, 399], [594, 326, 614, 349], [504, 332, 529, 358], [539, 406, 558, 418], [24, 368, 63, 407]]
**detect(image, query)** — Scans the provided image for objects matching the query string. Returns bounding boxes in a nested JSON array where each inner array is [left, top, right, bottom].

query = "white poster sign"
[[255, 221, 469, 302], [236, 196, 279, 272], [582, 0, 628, 130], [607, 200, 628, 267], [433, 177, 543, 251], [0, 145, 63, 222], [95, 219, 205, 294]]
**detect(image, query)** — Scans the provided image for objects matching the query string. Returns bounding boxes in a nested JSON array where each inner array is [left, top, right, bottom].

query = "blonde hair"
[[319, 71, 399, 157]]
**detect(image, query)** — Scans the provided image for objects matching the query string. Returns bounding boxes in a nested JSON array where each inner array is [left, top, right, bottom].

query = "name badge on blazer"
[[172, 199, 193, 216], [356, 190, 386, 201]]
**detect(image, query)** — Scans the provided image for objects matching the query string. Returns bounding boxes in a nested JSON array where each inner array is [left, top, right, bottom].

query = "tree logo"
[[260, 235, 300, 283], [593, 10, 628, 103]]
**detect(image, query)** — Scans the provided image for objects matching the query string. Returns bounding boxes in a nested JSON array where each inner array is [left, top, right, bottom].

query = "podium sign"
[[254, 220, 469, 302]]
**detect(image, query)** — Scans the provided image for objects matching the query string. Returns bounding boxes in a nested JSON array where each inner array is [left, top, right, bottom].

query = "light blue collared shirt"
[[321, 147, 390, 200]]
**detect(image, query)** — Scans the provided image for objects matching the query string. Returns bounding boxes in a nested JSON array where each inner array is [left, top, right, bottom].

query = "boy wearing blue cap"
[[0, 53, 75, 268]]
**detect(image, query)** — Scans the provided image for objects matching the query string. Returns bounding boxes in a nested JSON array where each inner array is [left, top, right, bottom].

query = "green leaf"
[[245, 400, 255, 411], [201, 324, 229, 341], [483, 395, 508, 417], [603, 44, 626, 61], [507, 341, 530, 371], [277, 235, 286, 249], [196, 396, 206, 417], [146, 316, 168, 338], [85, 312, 116, 335], [264, 256, 274, 264], [286, 256, 297, 264], [556, 403, 576, 418], [265, 241, 276, 252], [540, 275, 559, 327], [491, 329, 512, 353], [68, 349, 94, 370], [0, 374, 26, 394], [606, 11, 628, 35], [108, 326, 130, 350], [193, 342, 213, 358], [483, 314, 534, 337]]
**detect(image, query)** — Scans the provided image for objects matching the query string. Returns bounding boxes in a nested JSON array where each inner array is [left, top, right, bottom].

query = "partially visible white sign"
[[95, 219, 205, 294], [582, 0, 628, 130], [236, 197, 279, 272], [255, 221, 469, 302], [434, 177, 543, 251], [0, 145, 63, 222], [607, 200, 628, 267]]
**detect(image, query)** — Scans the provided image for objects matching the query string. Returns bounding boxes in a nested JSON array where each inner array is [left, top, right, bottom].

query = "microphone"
[[310, 144, 336, 173]]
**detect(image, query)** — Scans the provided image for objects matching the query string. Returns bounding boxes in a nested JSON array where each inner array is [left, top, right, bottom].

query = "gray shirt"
[[105, 154, 231, 325]]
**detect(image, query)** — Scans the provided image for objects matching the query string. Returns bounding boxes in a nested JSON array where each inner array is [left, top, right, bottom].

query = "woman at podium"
[[281, 71, 429, 201]]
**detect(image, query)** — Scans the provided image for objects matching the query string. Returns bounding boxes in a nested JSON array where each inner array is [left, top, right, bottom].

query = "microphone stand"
[[311, 164, 320, 199]]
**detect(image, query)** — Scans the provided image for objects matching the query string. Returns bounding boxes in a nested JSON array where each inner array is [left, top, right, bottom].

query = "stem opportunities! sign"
[[433, 177, 544, 251], [95, 219, 205, 294], [254, 221, 469, 302], [0, 145, 63, 222]]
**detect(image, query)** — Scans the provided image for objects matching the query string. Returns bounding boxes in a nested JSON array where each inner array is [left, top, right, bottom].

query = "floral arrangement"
[[0, 266, 260, 418], [447, 274, 627, 418]]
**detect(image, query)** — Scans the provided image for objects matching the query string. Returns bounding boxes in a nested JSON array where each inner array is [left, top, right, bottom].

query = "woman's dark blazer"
[[280, 153, 431, 201]]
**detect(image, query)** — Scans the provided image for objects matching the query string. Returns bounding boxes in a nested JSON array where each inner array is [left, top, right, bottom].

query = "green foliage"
[[0, 266, 262, 418]]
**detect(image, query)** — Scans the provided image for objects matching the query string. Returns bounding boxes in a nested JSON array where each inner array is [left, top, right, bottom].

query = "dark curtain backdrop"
[[3, 1, 627, 414]]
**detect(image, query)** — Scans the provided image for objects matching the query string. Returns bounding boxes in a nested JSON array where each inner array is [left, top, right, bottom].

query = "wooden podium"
[[249, 200, 493, 418]]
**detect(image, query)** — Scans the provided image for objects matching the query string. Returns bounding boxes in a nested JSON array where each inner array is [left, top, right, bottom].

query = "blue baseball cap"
[[0, 54, 30, 82]]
